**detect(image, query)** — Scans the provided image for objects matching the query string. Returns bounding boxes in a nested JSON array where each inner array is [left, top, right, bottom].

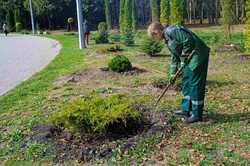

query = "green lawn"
[[0, 26, 249, 165]]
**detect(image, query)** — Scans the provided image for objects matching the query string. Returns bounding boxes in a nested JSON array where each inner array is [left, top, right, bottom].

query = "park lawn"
[[0, 26, 249, 165]]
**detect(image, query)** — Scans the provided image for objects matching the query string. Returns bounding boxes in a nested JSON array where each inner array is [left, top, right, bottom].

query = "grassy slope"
[[0, 27, 249, 165]]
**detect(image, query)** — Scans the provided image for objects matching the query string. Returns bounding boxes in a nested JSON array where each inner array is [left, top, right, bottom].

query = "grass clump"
[[141, 37, 163, 56], [108, 55, 132, 73], [50, 93, 142, 134]]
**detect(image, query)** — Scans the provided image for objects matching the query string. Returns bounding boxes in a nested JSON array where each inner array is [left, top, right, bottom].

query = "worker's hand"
[[180, 62, 186, 68], [169, 75, 176, 84]]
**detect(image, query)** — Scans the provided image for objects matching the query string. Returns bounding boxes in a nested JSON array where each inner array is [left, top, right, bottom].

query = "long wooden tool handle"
[[154, 50, 195, 107]]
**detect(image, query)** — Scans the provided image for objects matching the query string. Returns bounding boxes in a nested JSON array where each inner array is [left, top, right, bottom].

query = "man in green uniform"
[[147, 23, 210, 123]]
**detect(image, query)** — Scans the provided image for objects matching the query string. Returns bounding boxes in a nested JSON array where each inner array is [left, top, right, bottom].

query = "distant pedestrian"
[[83, 19, 90, 46], [3, 23, 8, 36]]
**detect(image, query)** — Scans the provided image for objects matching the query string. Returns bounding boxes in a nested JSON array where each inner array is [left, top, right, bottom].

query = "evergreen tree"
[[119, 0, 126, 32], [221, 0, 235, 38], [104, 0, 112, 30], [170, 0, 184, 24], [245, 0, 250, 50], [120, 0, 135, 45], [150, 0, 160, 22], [160, 0, 170, 24], [131, 0, 137, 32]]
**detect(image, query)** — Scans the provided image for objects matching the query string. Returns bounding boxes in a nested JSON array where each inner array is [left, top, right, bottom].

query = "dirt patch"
[[54, 69, 116, 87], [216, 44, 243, 52], [54, 68, 147, 87], [31, 105, 173, 164], [151, 80, 182, 92], [100, 67, 147, 76], [233, 54, 250, 61]]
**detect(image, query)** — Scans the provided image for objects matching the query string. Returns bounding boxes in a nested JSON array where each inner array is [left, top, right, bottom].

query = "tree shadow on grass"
[[204, 111, 250, 124], [206, 80, 235, 88]]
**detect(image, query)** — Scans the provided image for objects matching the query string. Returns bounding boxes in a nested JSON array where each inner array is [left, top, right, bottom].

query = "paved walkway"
[[0, 34, 61, 96]]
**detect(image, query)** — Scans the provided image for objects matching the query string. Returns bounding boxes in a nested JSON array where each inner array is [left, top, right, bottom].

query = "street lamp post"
[[76, 0, 85, 49], [29, 0, 35, 35]]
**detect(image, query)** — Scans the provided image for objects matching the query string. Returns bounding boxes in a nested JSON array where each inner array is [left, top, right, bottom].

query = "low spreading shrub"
[[141, 37, 163, 56], [50, 93, 142, 134], [108, 55, 132, 72], [95, 22, 109, 44]]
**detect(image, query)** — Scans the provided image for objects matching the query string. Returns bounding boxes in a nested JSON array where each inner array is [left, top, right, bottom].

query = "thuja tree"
[[119, 0, 126, 32], [160, 0, 170, 24], [170, 0, 184, 24], [120, 0, 136, 45], [221, 0, 235, 39], [120, 0, 136, 33], [150, 0, 160, 22], [245, 0, 250, 50], [131, 0, 136, 32], [104, 0, 112, 30]]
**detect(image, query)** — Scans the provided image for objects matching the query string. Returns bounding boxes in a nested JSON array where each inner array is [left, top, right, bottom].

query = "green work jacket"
[[163, 25, 210, 75]]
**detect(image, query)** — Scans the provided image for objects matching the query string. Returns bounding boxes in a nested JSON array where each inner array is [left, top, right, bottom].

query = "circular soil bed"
[[30, 104, 174, 163], [54, 68, 147, 88]]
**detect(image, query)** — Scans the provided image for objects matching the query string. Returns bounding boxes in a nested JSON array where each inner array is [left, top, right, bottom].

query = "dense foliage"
[[141, 37, 164, 56], [50, 93, 142, 133], [104, 0, 112, 30], [150, 0, 160, 22], [160, 0, 170, 24], [95, 22, 109, 44], [245, 0, 250, 50], [108, 55, 132, 72], [221, 0, 235, 38], [170, 0, 184, 24], [0, 0, 246, 31]]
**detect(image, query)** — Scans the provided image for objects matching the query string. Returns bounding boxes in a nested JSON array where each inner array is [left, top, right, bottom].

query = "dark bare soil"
[[151, 80, 182, 91], [234, 54, 250, 61], [31, 104, 173, 164], [216, 44, 244, 52], [55, 67, 147, 87]]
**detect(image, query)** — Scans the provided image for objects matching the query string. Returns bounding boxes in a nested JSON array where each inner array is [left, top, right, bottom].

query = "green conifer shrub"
[[50, 93, 142, 134], [141, 38, 164, 56], [108, 55, 132, 72], [95, 22, 109, 44]]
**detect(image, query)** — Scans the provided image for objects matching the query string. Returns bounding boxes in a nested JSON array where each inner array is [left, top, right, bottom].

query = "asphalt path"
[[0, 34, 61, 96]]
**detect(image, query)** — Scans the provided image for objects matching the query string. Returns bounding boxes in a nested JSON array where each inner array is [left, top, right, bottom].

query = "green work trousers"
[[181, 58, 209, 117]]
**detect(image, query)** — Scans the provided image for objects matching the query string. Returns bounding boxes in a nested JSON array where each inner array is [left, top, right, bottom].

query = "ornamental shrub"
[[95, 22, 109, 44], [15, 22, 22, 32], [121, 28, 134, 46], [50, 93, 142, 134], [141, 37, 163, 56], [108, 55, 132, 72]]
